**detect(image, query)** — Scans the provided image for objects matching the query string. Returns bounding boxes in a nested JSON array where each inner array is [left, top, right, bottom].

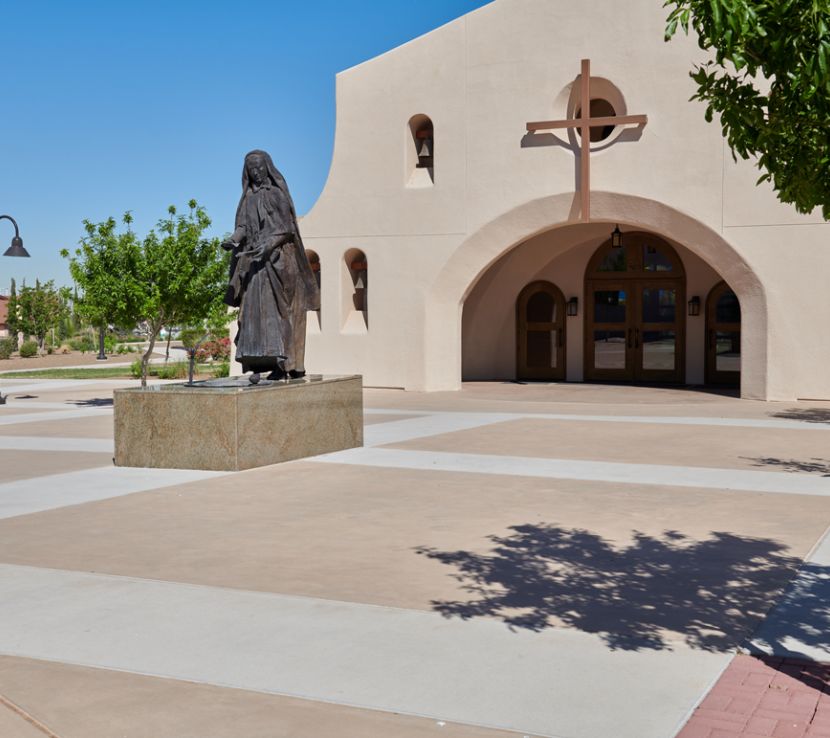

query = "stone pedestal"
[[114, 375, 362, 471]]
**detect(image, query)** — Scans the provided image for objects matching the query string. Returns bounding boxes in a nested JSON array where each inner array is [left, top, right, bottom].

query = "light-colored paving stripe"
[[0, 379, 133, 394], [0, 436, 113, 454], [2, 401, 109, 410], [316, 448, 830, 496], [0, 564, 729, 738], [0, 408, 113, 426], [0, 467, 225, 520], [364, 413, 514, 446], [747, 524, 830, 662], [364, 409, 830, 433]]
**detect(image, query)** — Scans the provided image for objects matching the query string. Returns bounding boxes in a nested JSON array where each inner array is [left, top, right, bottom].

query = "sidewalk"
[[1, 381, 829, 737]]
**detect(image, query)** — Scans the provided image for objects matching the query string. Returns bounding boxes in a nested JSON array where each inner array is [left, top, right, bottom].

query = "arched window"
[[342, 248, 368, 332], [406, 114, 434, 187], [305, 250, 321, 331]]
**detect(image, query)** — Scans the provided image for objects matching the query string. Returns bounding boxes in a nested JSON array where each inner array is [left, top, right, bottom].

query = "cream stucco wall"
[[234, 0, 829, 400]]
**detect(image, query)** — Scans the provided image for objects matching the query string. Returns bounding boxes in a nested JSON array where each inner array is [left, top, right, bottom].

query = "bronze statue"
[[223, 150, 320, 382]]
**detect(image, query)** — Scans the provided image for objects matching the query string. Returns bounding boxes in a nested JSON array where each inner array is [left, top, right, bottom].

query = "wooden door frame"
[[705, 280, 741, 386], [516, 280, 566, 381], [583, 232, 686, 384]]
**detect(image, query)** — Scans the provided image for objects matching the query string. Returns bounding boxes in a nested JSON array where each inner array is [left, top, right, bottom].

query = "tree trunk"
[[140, 330, 159, 389], [165, 329, 172, 362]]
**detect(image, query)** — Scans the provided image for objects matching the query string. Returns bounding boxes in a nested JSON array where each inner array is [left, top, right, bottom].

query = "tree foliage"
[[64, 201, 229, 386], [62, 213, 145, 332], [17, 280, 69, 351], [665, 0, 830, 218]]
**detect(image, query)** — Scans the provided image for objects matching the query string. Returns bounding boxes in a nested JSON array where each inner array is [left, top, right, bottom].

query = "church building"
[[289, 0, 829, 401]]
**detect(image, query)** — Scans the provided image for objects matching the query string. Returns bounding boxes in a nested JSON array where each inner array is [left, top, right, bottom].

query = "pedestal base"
[[114, 375, 363, 471]]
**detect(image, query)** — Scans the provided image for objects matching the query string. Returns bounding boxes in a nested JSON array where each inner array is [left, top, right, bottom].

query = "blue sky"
[[0, 0, 491, 291]]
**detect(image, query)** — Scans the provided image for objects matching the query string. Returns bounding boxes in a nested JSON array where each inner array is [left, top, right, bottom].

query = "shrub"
[[130, 359, 143, 379], [211, 361, 230, 378], [19, 340, 38, 358], [103, 334, 116, 353], [156, 361, 188, 380], [195, 337, 231, 362], [68, 335, 95, 353], [0, 337, 14, 360]]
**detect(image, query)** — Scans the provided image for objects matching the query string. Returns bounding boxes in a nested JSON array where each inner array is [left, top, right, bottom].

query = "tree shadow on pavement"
[[415, 524, 825, 652], [771, 408, 830, 424], [65, 398, 113, 407], [743, 456, 830, 476]]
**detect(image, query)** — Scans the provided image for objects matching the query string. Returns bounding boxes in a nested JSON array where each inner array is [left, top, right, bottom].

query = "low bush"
[[195, 337, 231, 363], [130, 359, 143, 379], [211, 361, 230, 378], [0, 337, 14, 360], [19, 340, 39, 358], [156, 361, 188, 380], [68, 335, 95, 353]]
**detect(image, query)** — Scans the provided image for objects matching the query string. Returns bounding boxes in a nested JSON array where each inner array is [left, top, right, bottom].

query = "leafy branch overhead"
[[665, 0, 830, 219]]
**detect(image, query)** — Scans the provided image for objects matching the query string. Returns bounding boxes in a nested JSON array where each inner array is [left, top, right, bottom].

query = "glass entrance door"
[[585, 233, 686, 383]]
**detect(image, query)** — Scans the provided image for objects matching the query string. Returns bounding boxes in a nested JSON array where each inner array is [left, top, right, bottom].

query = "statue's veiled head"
[[242, 149, 283, 192]]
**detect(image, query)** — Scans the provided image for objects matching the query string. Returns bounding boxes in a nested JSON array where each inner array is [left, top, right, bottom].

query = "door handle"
[[635, 329, 640, 348]]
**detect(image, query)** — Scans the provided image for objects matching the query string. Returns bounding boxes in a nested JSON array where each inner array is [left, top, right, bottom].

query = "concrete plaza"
[[0, 378, 829, 737]]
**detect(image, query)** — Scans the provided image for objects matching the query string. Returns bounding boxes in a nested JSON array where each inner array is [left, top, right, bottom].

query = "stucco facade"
[[238, 0, 830, 400]]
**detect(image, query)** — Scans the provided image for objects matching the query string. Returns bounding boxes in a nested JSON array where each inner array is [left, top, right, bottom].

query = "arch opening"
[[425, 192, 767, 398]]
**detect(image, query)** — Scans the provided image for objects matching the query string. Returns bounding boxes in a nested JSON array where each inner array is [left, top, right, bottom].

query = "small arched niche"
[[406, 114, 434, 188], [342, 248, 368, 333], [305, 250, 321, 332]]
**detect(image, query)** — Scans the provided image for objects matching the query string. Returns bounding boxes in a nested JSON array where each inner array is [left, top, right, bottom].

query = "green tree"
[[66, 201, 228, 387], [665, 0, 830, 218], [62, 212, 145, 358], [17, 280, 69, 351], [6, 278, 19, 346]]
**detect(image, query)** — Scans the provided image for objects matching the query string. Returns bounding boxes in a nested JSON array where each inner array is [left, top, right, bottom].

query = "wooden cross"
[[526, 59, 648, 222]]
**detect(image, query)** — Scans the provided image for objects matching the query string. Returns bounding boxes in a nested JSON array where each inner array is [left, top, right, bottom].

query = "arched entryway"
[[423, 192, 768, 398], [585, 232, 685, 383], [706, 281, 741, 386], [516, 281, 566, 380]]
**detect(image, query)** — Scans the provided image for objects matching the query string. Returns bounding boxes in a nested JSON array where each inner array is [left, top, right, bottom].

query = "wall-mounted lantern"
[[1, 215, 29, 257], [567, 296, 579, 317], [687, 296, 701, 316], [610, 224, 623, 249]]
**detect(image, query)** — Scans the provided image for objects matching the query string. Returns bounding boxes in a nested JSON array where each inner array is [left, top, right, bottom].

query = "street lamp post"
[[0, 215, 30, 258], [0, 215, 28, 404]]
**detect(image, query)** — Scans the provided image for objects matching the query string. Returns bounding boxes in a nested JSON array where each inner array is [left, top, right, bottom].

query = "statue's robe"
[[225, 177, 320, 375]]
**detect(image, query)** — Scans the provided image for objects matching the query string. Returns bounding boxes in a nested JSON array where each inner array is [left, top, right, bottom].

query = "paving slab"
[[0, 449, 112, 484], [0, 655, 521, 738], [0, 466, 227, 519], [0, 462, 825, 651], [0, 565, 730, 738], [0, 413, 115, 438], [384, 417, 830, 472]]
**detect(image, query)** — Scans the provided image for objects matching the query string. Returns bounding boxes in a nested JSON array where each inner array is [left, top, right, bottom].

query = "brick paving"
[[677, 654, 830, 737]]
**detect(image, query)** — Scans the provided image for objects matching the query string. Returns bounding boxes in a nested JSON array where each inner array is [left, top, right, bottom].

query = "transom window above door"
[[589, 232, 684, 277]]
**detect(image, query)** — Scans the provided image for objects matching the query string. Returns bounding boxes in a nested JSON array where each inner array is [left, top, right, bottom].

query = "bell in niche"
[[416, 136, 433, 168]]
